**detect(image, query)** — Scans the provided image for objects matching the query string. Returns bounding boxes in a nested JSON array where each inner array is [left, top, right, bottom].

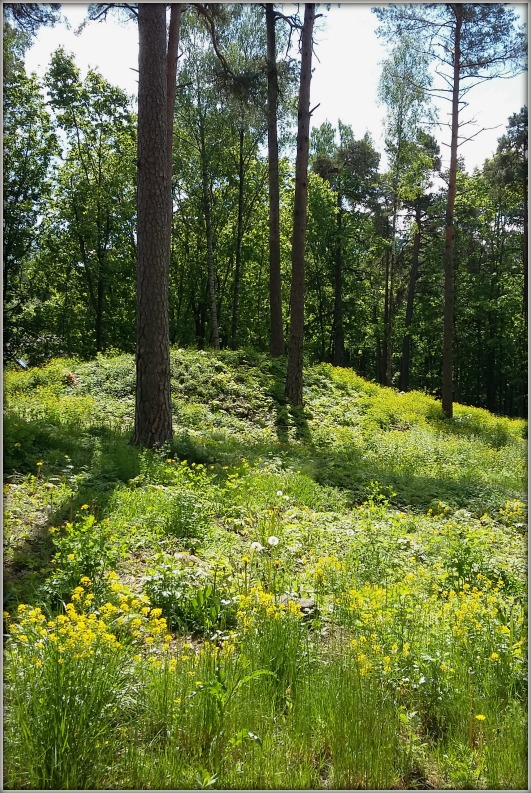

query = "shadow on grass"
[[265, 359, 314, 446], [168, 407, 509, 515], [3, 414, 142, 609], [424, 404, 524, 449], [4, 375, 523, 610]]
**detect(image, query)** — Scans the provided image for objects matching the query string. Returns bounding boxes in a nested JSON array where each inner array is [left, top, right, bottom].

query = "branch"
[[193, 4, 235, 78], [273, 10, 303, 30], [457, 124, 504, 146]]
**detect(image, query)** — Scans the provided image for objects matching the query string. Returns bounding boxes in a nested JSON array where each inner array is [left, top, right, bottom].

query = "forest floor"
[[3, 349, 528, 790]]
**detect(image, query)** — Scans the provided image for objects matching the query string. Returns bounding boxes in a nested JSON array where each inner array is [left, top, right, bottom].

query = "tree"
[[398, 132, 441, 392], [3, 3, 61, 35], [3, 21, 31, 80], [133, 3, 173, 447], [285, 2, 316, 406], [266, 3, 285, 357], [80, 2, 181, 445], [45, 50, 136, 355], [3, 54, 58, 358], [495, 107, 528, 322], [378, 36, 434, 386], [375, 3, 526, 417], [311, 123, 381, 367]]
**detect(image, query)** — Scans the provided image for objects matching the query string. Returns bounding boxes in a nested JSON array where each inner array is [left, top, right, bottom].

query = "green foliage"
[[40, 513, 118, 606], [142, 558, 237, 635], [4, 609, 135, 790], [3, 349, 527, 789], [3, 56, 59, 358]]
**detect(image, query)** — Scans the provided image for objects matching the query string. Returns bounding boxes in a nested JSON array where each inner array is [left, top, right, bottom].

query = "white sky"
[[25, 2, 528, 173]]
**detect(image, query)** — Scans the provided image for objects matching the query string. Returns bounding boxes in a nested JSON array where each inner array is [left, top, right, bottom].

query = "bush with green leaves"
[[39, 512, 118, 606], [142, 559, 237, 635]]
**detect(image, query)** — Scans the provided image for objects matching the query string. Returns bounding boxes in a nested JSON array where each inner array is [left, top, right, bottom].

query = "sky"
[[25, 3, 528, 173]]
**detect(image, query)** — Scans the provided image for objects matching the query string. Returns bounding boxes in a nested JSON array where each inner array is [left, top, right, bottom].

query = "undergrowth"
[[3, 349, 527, 789]]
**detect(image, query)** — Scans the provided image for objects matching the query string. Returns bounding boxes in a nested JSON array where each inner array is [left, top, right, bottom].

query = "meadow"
[[3, 349, 527, 790]]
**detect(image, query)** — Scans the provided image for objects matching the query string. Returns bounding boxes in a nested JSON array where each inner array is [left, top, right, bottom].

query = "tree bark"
[[285, 3, 315, 406], [266, 3, 284, 357], [133, 3, 173, 447], [441, 4, 462, 419]]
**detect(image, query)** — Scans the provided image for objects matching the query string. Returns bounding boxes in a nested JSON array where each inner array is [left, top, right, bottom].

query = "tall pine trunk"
[[285, 3, 315, 406], [266, 3, 284, 357], [441, 4, 462, 418], [133, 3, 173, 447]]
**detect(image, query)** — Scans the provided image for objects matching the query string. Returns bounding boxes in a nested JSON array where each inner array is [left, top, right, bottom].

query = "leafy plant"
[[142, 560, 237, 635]]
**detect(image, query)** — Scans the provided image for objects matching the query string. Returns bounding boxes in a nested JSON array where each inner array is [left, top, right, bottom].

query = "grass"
[[3, 348, 528, 789]]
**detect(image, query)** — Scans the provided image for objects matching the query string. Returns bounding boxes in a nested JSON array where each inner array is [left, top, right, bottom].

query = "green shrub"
[[142, 559, 237, 635]]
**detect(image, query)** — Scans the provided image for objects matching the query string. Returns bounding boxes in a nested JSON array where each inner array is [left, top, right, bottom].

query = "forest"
[[3, 3, 528, 791], [4, 3, 528, 418]]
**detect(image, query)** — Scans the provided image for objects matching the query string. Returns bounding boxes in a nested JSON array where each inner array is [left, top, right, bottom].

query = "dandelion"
[[489, 652, 500, 661], [276, 490, 283, 497], [267, 535, 279, 546], [475, 714, 487, 721], [251, 541, 264, 552]]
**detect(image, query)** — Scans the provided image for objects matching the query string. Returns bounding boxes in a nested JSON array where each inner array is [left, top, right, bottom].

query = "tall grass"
[[3, 350, 527, 789]]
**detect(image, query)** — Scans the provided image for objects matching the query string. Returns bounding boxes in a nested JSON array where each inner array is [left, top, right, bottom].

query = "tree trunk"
[[441, 4, 462, 419], [332, 188, 345, 366], [285, 3, 315, 406], [266, 3, 284, 357], [399, 200, 422, 392], [231, 127, 245, 349], [133, 3, 173, 447]]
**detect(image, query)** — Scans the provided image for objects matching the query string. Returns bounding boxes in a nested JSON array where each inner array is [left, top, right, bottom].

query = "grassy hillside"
[[3, 349, 528, 789]]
